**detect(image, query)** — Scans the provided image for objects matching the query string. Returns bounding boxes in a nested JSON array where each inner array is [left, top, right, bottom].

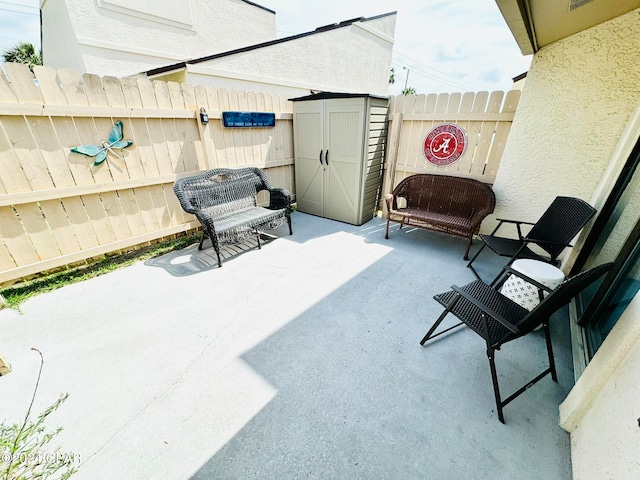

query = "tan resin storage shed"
[[291, 92, 388, 226]]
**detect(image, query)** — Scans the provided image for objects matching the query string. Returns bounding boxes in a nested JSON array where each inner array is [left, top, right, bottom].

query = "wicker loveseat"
[[384, 174, 495, 259], [173, 167, 292, 267]]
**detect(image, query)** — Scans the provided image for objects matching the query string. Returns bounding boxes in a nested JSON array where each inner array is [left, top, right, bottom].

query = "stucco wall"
[[488, 8, 640, 238], [42, 0, 276, 76], [560, 295, 640, 479], [183, 17, 396, 97]]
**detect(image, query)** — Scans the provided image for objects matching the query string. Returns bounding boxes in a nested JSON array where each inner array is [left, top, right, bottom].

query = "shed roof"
[[289, 92, 388, 102]]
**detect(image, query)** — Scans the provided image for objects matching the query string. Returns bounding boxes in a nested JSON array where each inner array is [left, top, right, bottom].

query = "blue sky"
[[0, 0, 532, 95]]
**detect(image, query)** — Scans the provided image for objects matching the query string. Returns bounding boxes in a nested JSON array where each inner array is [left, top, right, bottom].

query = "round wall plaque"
[[423, 123, 467, 166]]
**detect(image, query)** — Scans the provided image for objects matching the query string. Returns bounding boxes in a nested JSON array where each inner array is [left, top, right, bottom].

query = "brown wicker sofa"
[[384, 174, 495, 259]]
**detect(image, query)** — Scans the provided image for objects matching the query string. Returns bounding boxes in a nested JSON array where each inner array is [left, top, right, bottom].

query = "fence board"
[[3, 63, 43, 104], [38, 199, 82, 255], [82, 193, 117, 245], [0, 121, 31, 193], [0, 68, 17, 103], [13, 203, 60, 261], [0, 205, 39, 266], [28, 116, 76, 188], [216, 88, 237, 168], [33, 66, 67, 105], [58, 69, 89, 106], [3, 116, 55, 191]]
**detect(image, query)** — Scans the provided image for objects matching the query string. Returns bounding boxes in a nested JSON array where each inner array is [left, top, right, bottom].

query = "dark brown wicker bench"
[[384, 174, 495, 259]]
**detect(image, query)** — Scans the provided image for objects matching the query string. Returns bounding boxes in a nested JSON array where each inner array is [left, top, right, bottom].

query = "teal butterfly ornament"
[[71, 121, 133, 166]]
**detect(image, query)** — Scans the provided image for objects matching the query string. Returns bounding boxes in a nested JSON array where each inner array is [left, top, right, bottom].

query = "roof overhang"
[[495, 0, 640, 54]]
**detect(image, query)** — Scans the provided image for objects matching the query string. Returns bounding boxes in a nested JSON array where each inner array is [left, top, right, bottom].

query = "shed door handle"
[[319, 150, 324, 166], [325, 150, 329, 165]]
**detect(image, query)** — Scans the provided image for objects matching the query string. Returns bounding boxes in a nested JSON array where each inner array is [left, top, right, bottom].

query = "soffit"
[[496, 0, 640, 54]]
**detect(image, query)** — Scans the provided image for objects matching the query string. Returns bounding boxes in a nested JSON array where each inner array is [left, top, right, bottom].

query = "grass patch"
[[0, 233, 200, 310]]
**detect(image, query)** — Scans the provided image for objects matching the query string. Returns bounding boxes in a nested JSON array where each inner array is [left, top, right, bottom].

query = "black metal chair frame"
[[420, 262, 612, 423], [467, 196, 596, 283]]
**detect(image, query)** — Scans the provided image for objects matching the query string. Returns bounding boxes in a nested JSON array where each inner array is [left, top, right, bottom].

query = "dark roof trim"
[[289, 92, 388, 102], [512, 71, 527, 82], [516, 0, 539, 53], [144, 11, 396, 77], [240, 1, 275, 15]]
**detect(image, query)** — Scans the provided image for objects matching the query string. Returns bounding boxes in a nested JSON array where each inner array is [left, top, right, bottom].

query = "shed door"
[[293, 101, 324, 217], [324, 99, 365, 224]]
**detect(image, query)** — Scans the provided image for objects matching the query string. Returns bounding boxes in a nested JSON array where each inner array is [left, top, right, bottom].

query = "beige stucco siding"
[[488, 8, 640, 237], [562, 295, 640, 479]]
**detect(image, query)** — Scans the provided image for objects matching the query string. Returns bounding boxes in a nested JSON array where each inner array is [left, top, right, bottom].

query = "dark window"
[[573, 133, 640, 357]]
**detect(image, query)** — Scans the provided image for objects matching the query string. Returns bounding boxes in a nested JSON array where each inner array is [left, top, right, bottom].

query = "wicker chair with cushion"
[[420, 262, 612, 423], [467, 196, 596, 281], [173, 167, 292, 267]]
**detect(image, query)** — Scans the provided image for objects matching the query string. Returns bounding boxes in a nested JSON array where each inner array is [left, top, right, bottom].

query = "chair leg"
[[487, 347, 505, 424], [420, 295, 464, 346], [211, 237, 222, 267], [464, 235, 473, 261], [543, 322, 558, 382], [385, 218, 391, 239], [257, 231, 262, 250], [420, 309, 450, 345], [466, 242, 487, 279], [287, 214, 293, 235]]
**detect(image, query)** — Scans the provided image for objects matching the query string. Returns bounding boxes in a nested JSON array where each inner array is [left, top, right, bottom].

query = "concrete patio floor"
[[0, 212, 573, 479]]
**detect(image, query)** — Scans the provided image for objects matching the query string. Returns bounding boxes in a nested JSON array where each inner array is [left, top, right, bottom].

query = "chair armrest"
[[495, 218, 536, 225], [523, 237, 572, 249], [451, 285, 520, 334], [469, 207, 494, 228], [385, 193, 407, 215], [268, 188, 292, 210], [489, 218, 536, 240], [384, 193, 394, 211]]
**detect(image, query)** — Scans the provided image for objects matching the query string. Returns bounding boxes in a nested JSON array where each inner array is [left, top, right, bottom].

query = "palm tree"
[[2, 42, 42, 69]]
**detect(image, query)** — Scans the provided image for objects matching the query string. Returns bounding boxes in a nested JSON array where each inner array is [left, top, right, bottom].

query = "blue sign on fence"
[[222, 111, 276, 128]]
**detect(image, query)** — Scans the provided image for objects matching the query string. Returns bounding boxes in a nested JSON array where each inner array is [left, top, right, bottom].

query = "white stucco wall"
[[181, 16, 396, 97], [42, 0, 276, 76], [560, 295, 640, 479], [488, 8, 640, 238]]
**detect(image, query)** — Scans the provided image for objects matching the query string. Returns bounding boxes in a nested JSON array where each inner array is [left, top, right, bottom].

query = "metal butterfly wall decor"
[[71, 121, 133, 166]]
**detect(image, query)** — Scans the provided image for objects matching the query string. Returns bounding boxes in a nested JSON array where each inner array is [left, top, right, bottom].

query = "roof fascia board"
[[495, 0, 536, 55], [240, 0, 275, 15]]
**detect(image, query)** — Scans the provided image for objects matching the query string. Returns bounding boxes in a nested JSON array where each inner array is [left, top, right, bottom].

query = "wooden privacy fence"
[[0, 61, 520, 286], [0, 63, 293, 286], [382, 90, 520, 196]]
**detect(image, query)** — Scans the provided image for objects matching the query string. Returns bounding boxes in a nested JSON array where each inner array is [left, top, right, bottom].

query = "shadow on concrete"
[[186, 214, 573, 480]]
